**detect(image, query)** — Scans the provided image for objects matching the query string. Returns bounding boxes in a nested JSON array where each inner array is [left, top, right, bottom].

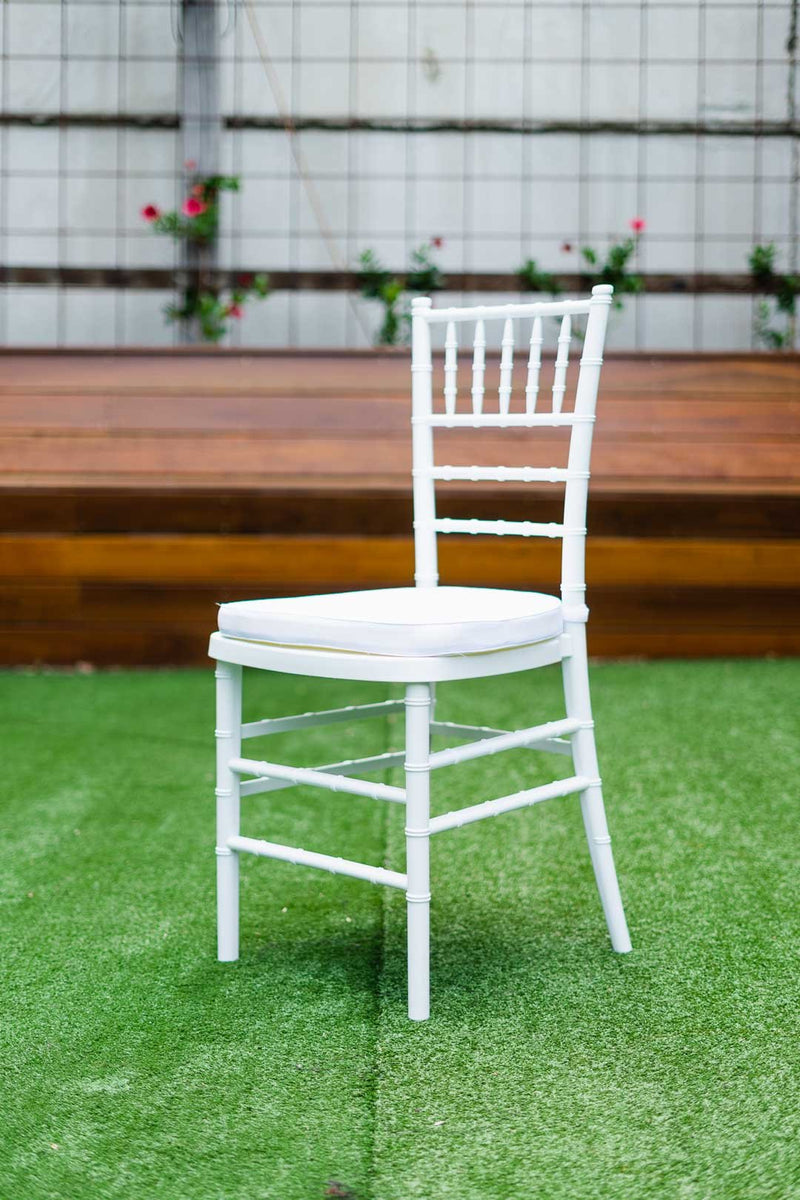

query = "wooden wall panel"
[[0, 349, 797, 664]]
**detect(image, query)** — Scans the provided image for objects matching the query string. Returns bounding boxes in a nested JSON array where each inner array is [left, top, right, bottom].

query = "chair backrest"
[[410, 285, 613, 624]]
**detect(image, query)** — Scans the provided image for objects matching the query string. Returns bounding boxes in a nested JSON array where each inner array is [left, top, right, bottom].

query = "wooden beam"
[[0, 266, 790, 296], [1, 112, 797, 137]]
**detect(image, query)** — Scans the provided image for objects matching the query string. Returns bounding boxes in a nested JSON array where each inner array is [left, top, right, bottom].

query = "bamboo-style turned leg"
[[216, 661, 242, 961], [405, 682, 432, 1020], [562, 628, 632, 953]]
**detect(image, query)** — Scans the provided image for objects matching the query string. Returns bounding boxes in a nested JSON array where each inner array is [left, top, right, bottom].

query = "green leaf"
[[518, 258, 561, 295], [406, 242, 446, 294], [748, 243, 776, 281]]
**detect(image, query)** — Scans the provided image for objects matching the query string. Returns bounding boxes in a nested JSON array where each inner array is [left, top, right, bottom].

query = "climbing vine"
[[748, 243, 799, 350], [519, 218, 646, 310], [142, 168, 270, 342], [357, 239, 446, 344]]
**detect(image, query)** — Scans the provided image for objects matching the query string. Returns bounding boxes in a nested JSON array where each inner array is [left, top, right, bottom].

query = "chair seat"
[[217, 586, 562, 657]]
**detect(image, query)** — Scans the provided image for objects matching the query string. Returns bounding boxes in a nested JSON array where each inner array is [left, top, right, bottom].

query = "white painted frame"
[[209, 285, 631, 1021]]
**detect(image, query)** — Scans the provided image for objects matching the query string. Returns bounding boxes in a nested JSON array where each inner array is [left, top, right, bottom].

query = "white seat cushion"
[[218, 586, 562, 657]]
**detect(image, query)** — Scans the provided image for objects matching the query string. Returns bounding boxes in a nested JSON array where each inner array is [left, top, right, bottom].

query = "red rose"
[[191, 183, 205, 197], [141, 204, 161, 222], [629, 217, 646, 233], [182, 197, 207, 217], [561, 241, 573, 253], [431, 236, 444, 249], [225, 304, 243, 319], [184, 159, 198, 171]]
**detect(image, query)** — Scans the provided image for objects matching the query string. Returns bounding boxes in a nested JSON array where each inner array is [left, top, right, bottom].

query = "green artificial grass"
[[1, 660, 798, 1200]]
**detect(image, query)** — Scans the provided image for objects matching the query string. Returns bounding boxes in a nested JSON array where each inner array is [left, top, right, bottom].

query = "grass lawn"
[[1, 660, 798, 1200]]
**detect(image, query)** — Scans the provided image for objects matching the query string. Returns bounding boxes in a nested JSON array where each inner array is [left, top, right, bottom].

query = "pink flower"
[[191, 183, 205, 197], [225, 304, 243, 319], [141, 204, 161, 222], [182, 196, 207, 218], [431, 236, 444, 249], [184, 159, 198, 171], [629, 217, 646, 233]]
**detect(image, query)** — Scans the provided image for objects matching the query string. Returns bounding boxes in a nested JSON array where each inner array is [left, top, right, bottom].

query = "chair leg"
[[562, 629, 632, 953], [215, 662, 242, 961], [405, 682, 432, 1020]]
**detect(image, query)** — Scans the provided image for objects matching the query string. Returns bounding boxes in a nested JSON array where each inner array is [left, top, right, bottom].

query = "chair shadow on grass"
[[387, 914, 628, 1015], [184, 889, 631, 1022]]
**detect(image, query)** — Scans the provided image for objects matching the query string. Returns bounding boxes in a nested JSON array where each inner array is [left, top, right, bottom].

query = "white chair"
[[209, 284, 632, 1021]]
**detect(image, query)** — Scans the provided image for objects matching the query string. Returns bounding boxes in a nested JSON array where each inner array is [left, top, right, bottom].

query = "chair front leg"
[[404, 682, 432, 1020], [215, 662, 242, 961]]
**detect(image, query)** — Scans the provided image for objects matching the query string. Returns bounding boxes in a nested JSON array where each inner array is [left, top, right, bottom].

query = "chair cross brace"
[[240, 698, 404, 739], [226, 835, 407, 890], [224, 716, 593, 889], [427, 716, 582, 769], [231, 715, 582, 805], [230, 756, 406, 803], [239, 750, 407, 798], [428, 774, 597, 834], [431, 720, 574, 757]]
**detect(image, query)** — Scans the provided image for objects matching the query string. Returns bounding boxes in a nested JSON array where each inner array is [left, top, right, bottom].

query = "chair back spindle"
[[471, 320, 486, 415], [410, 287, 613, 614], [525, 316, 543, 413], [498, 318, 514, 415], [551, 314, 571, 414], [443, 321, 458, 415]]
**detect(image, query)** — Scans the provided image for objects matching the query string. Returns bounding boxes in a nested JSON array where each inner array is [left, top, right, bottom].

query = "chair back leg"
[[562, 628, 632, 953], [405, 682, 432, 1020], [216, 662, 242, 961]]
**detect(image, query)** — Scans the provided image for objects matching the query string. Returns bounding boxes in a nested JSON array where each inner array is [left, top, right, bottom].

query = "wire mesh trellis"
[[0, 0, 797, 349]]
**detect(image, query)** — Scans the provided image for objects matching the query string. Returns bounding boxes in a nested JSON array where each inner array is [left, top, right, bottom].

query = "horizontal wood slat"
[[2, 488, 798, 538], [1, 535, 798, 588], [0, 437, 796, 488], [1, 395, 796, 435], [3, 582, 797, 631], [1, 352, 799, 394]]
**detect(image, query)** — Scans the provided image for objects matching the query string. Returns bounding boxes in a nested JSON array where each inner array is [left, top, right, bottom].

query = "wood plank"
[[3, 581, 797, 631], [0, 435, 796, 487], [1, 350, 799, 396], [1, 534, 798, 588], [0, 393, 796, 436], [2, 488, 798, 538]]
